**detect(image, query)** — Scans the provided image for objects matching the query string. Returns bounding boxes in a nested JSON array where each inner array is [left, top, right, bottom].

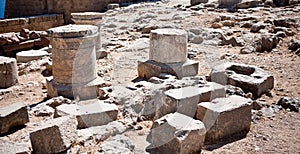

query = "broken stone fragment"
[[98, 135, 135, 154], [30, 116, 78, 154], [0, 56, 18, 88], [0, 102, 29, 134], [147, 112, 206, 154], [55, 99, 118, 129], [209, 62, 274, 97], [196, 95, 252, 144]]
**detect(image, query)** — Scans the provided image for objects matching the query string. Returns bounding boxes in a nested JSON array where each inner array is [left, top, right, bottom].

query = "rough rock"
[[273, 0, 290, 6], [209, 62, 274, 97], [0, 102, 29, 134], [0, 56, 18, 88], [160, 82, 225, 117], [289, 40, 300, 52], [277, 97, 299, 112], [250, 23, 266, 33], [30, 116, 78, 154], [240, 34, 279, 53], [219, 0, 242, 8], [77, 120, 131, 143], [55, 99, 118, 128], [30, 103, 55, 117], [97, 135, 135, 154], [147, 112, 206, 154], [234, 0, 261, 9], [196, 95, 252, 144], [191, 0, 209, 6]]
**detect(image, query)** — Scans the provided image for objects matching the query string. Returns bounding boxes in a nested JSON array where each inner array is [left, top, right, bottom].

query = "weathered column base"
[[138, 59, 199, 80], [46, 76, 105, 100]]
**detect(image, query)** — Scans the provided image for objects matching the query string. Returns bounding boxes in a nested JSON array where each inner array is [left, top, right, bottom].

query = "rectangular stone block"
[[158, 82, 225, 118], [0, 102, 29, 134], [147, 112, 206, 154], [30, 116, 78, 154], [196, 95, 252, 144], [138, 59, 199, 80], [55, 99, 118, 129]]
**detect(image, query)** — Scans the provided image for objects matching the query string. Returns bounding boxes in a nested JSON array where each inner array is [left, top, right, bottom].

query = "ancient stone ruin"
[[0, 0, 300, 153]]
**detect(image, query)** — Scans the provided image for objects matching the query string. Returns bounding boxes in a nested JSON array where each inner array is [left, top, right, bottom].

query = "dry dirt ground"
[[0, 0, 300, 153]]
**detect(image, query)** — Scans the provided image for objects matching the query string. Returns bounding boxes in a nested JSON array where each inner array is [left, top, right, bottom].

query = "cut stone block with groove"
[[138, 59, 199, 80], [157, 82, 225, 118], [150, 29, 188, 63], [55, 99, 118, 129], [196, 95, 252, 144], [0, 102, 29, 134], [209, 62, 274, 97], [147, 112, 206, 154], [30, 116, 78, 154]]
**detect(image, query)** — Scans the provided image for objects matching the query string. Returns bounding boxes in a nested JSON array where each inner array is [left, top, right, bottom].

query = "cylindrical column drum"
[[71, 12, 104, 55], [47, 24, 98, 85], [150, 29, 188, 64]]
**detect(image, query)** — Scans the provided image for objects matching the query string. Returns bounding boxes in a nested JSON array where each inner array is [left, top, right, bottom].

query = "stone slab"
[[0, 102, 29, 134], [16, 50, 49, 63], [30, 116, 77, 154], [159, 82, 225, 117], [55, 99, 118, 129], [150, 28, 188, 63], [138, 59, 199, 80], [196, 95, 252, 144], [147, 112, 206, 154], [209, 62, 274, 97]]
